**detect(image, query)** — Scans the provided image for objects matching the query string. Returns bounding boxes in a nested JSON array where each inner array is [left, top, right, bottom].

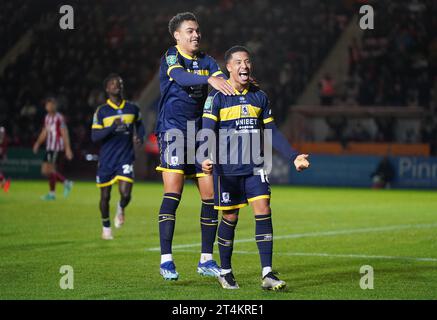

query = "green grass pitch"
[[1, 180, 436, 299]]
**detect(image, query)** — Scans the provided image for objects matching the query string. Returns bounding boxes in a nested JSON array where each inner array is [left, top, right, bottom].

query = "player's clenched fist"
[[202, 159, 213, 175], [294, 154, 310, 172]]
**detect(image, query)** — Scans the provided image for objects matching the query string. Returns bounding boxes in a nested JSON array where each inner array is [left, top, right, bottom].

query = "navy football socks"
[[255, 214, 273, 269], [217, 216, 238, 270], [159, 193, 181, 255], [200, 199, 218, 254], [102, 217, 110, 228]]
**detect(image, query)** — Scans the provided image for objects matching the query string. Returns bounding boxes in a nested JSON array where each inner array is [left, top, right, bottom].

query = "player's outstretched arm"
[[207, 76, 235, 96], [264, 121, 310, 172], [169, 68, 234, 96], [169, 67, 209, 86]]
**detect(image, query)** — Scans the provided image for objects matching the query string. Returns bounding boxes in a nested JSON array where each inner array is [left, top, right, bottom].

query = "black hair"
[[103, 73, 121, 91], [224, 45, 251, 63], [168, 12, 198, 39]]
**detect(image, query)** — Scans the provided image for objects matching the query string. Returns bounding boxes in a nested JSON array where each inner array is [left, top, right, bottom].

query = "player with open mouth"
[[201, 45, 310, 290]]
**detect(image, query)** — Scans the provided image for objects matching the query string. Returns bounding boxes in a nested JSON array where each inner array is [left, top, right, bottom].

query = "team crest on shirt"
[[222, 192, 230, 204], [204, 96, 213, 112], [192, 61, 198, 67], [239, 96, 246, 103], [241, 105, 249, 116], [170, 156, 179, 166], [166, 55, 178, 66]]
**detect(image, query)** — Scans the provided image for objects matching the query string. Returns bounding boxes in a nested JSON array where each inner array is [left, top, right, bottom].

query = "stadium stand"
[[0, 0, 353, 155], [1, 0, 436, 164], [340, 0, 437, 152]]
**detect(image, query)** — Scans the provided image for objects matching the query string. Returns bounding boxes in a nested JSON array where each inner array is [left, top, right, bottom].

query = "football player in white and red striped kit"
[[33, 97, 74, 200], [0, 126, 11, 193]]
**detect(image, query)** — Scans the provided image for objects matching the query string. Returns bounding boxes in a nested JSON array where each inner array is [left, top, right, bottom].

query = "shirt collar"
[[226, 80, 249, 95], [107, 99, 126, 110], [175, 45, 197, 60]]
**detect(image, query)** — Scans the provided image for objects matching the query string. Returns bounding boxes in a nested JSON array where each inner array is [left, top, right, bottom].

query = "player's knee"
[[164, 185, 183, 194], [198, 184, 214, 199], [252, 200, 271, 215], [162, 172, 184, 194], [222, 212, 238, 222], [254, 206, 271, 215], [101, 192, 111, 203], [200, 190, 214, 200], [41, 167, 49, 176]]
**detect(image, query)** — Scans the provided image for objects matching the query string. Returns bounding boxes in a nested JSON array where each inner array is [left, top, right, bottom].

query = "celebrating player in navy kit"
[[155, 12, 235, 280], [91, 74, 145, 240], [201, 46, 310, 290]]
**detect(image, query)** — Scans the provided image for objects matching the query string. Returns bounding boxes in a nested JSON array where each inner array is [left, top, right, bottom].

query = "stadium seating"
[[0, 0, 353, 156], [2, 0, 435, 159], [346, 0, 434, 109]]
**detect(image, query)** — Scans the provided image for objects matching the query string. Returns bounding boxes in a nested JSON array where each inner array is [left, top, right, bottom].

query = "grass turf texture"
[[1, 180, 436, 299]]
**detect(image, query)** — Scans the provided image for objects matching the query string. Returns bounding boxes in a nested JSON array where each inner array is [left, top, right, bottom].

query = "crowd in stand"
[[1, 0, 353, 158], [0, 2, 42, 56], [321, 0, 437, 151], [6, 0, 436, 156], [343, 0, 435, 108]]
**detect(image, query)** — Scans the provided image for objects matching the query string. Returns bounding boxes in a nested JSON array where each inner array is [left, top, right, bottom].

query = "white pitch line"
[[168, 249, 437, 263], [145, 222, 437, 252]]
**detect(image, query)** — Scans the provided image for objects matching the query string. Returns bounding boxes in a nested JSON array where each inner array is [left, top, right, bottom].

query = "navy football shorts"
[[155, 132, 205, 178], [213, 173, 271, 211], [96, 162, 134, 188]]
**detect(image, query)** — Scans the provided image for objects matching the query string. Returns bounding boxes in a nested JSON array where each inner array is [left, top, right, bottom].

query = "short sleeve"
[[164, 49, 184, 77], [92, 107, 104, 129], [260, 93, 274, 125], [59, 114, 66, 129], [208, 56, 224, 77], [202, 91, 220, 122]]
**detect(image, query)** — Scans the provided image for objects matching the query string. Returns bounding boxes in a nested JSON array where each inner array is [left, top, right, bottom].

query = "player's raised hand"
[[294, 154, 310, 172], [202, 159, 213, 175], [207, 76, 235, 96]]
